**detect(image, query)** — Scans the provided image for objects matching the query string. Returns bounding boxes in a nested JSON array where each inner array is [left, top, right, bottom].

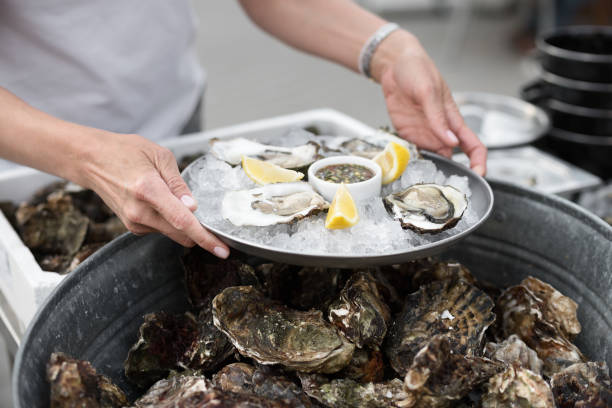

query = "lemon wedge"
[[325, 184, 359, 229], [242, 156, 304, 185], [373, 141, 411, 185]]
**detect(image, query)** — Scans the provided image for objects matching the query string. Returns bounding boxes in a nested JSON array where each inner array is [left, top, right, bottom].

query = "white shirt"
[[0, 0, 206, 143]]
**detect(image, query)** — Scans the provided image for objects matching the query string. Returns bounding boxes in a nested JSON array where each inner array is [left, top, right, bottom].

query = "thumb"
[[157, 149, 198, 211]]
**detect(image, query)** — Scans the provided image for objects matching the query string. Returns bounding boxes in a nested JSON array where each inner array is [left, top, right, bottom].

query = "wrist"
[[63, 127, 116, 190], [370, 30, 420, 83]]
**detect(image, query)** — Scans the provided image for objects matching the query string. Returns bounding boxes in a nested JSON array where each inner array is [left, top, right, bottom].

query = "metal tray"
[[454, 92, 550, 149], [453, 146, 602, 197], [184, 151, 494, 268]]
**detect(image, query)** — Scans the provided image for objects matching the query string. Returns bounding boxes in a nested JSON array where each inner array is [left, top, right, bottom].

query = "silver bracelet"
[[358, 23, 399, 79]]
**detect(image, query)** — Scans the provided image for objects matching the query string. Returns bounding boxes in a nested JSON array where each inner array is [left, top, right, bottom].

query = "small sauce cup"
[[308, 156, 382, 202]]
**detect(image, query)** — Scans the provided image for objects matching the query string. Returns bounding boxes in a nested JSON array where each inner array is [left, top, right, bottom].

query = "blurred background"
[[195, 0, 610, 129]]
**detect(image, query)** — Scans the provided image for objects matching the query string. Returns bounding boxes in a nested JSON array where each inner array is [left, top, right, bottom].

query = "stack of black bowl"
[[521, 26, 612, 179]]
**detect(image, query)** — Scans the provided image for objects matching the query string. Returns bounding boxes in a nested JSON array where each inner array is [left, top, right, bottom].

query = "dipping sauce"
[[315, 164, 374, 184]]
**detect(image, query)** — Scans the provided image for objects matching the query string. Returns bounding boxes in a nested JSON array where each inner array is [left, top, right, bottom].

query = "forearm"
[[0, 87, 103, 186], [238, 0, 417, 82]]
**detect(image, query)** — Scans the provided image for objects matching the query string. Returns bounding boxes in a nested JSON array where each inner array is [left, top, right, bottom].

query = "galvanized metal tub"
[[12, 181, 612, 407]]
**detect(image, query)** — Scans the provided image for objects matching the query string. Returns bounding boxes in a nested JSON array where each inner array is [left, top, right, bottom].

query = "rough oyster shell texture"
[[212, 285, 354, 374], [131, 375, 288, 408], [497, 276, 585, 377], [384, 279, 496, 375], [481, 366, 555, 408], [551, 361, 612, 408], [404, 335, 504, 407], [328, 271, 391, 348], [213, 363, 315, 408], [484, 334, 544, 375], [338, 348, 385, 384], [47, 352, 128, 408], [298, 373, 411, 408], [124, 309, 234, 388]]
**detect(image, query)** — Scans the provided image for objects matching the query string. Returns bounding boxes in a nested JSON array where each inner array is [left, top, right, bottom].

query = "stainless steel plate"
[[184, 151, 494, 268], [453, 146, 601, 197], [455, 92, 550, 149]]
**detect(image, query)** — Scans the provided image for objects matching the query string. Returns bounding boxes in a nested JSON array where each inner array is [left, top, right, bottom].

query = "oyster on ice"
[[222, 182, 329, 227], [496, 276, 585, 376], [383, 184, 467, 233], [212, 286, 354, 374], [384, 279, 495, 375], [551, 362, 612, 408], [210, 137, 319, 170], [328, 271, 391, 348], [47, 352, 128, 408]]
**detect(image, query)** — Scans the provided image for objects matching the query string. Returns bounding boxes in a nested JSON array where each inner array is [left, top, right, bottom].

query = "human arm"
[[238, 0, 486, 175], [0, 87, 230, 258]]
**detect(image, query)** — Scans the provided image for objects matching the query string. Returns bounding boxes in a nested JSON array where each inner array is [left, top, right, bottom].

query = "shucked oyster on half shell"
[[210, 137, 319, 170], [383, 184, 467, 233], [384, 279, 495, 375], [222, 182, 329, 227], [212, 286, 354, 374]]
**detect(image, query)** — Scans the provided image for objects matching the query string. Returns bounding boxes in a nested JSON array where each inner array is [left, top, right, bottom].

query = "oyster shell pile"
[[46, 251, 610, 408], [2, 181, 127, 274]]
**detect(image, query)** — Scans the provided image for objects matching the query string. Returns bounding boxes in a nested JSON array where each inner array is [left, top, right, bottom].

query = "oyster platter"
[[183, 127, 493, 267], [46, 248, 612, 407]]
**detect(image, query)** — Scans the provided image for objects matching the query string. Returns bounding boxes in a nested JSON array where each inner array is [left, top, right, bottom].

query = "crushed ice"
[[187, 129, 479, 256]]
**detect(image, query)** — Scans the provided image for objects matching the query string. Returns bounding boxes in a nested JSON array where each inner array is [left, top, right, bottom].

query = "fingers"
[[443, 88, 487, 176], [130, 174, 230, 258], [416, 78, 460, 150], [156, 147, 198, 211], [125, 207, 196, 247]]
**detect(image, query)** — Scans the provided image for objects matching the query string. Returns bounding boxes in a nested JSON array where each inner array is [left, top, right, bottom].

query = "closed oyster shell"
[[551, 362, 612, 408], [47, 352, 128, 408], [328, 271, 391, 348], [124, 309, 233, 388], [298, 374, 412, 408], [497, 277, 585, 376], [212, 286, 354, 374], [214, 363, 315, 408], [384, 279, 495, 375], [132, 375, 287, 408], [404, 335, 504, 406], [481, 366, 555, 408], [16, 191, 89, 256], [484, 335, 543, 375]]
